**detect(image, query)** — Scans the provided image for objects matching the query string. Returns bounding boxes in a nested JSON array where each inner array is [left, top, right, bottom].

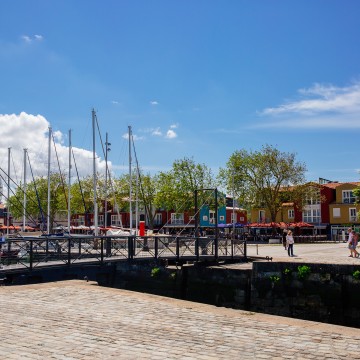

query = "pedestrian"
[[348, 230, 359, 258], [282, 230, 287, 250], [347, 228, 355, 257], [353, 232, 359, 258], [286, 230, 294, 257]]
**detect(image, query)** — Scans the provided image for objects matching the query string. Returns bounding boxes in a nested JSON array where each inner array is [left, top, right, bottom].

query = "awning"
[[0, 225, 21, 230], [288, 222, 314, 228], [247, 222, 279, 228]]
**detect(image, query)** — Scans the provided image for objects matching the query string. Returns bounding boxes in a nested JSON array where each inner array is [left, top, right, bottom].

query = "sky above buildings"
[[1, 1, 360, 189]]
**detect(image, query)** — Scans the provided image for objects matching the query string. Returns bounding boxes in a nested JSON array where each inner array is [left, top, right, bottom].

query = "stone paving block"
[[1, 281, 360, 359]]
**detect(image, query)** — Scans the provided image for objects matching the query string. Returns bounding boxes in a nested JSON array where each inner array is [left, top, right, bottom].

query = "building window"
[[231, 213, 236, 223], [303, 208, 320, 223], [171, 213, 184, 224], [98, 215, 104, 226], [303, 209, 311, 222], [333, 208, 341, 218], [349, 208, 357, 222], [288, 209, 294, 219], [343, 190, 355, 204], [111, 215, 121, 226], [219, 215, 225, 221], [154, 213, 162, 226], [305, 195, 320, 205], [189, 216, 195, 221], [209, 210, 215, 224], [78, 215, 85, 225]]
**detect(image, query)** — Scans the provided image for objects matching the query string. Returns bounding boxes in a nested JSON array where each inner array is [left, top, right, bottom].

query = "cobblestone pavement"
[[1, 281, 360, 359]]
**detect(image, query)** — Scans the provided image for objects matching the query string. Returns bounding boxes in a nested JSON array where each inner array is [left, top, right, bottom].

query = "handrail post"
[[214, 188, 218, 260], [244, 240, 247, 261], [78, 238, 82, 256], [231, 238, 234, 259], [154, 236, 158, 259], [176, 237, 180, 262], [195, 236, 199, 262], [29, 239, 33, 271], [67, 237, 71, 266], [128, 236, 134, 260], [7, 240, 11, 267], [100, 237, 104, 264], [46, 236, 49, 261]]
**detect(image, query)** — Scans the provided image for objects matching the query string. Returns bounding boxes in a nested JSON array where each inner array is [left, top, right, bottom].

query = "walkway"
[[247, 241, 360, 264], [1, 280, 360, 359]]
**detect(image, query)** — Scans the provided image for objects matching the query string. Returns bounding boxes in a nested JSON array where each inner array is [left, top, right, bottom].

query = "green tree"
[[137, 173, 157, 229], [69, 175, 94, 215], [9, 173, 68, 231], [155, 157, 217, 219], [154, 171, 180, 213], [219, 145, 307, 224]]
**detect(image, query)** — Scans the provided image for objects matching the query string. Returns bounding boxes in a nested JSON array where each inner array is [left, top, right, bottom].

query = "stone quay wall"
[[99, 259, 360, 327]]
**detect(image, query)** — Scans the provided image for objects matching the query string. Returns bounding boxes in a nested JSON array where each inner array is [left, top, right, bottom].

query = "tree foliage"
[[8, 173, 68, 230], [219, 145, 307, 222], [156, 157, 217, 213]]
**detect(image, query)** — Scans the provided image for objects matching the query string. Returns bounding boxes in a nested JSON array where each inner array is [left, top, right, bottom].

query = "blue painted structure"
[[199, 205, 226, 227]]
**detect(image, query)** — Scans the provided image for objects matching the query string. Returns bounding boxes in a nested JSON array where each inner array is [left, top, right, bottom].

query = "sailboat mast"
[[135, 162, 139, 236], [128, 125, 132, 234], [92, 109, 98, 236], [104, 132, 109, 229], [68, 129, 71, 232], [7, 147, 10, 236], [47, 127, 52, 234], [23, 148, 27, 231]]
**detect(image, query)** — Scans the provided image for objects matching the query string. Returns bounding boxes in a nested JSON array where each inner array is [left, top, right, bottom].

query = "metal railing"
[[0, 235, 247, 271]]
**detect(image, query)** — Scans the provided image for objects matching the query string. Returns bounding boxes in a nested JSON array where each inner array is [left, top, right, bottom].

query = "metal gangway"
[[0, 234, 247, 273]]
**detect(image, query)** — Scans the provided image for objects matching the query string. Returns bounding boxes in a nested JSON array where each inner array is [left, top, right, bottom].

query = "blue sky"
[[1, 0, 360, 184]]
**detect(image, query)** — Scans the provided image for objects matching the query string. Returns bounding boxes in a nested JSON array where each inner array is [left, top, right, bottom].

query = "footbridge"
[[0, 235, 247, 283]]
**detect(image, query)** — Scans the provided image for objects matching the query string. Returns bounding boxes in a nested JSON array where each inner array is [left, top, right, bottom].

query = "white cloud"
[[253, 115, 360, 129], [122, 133, 144, 141], [21, 35, 32, 43], [165, 129, 177, 139], [257, 81, 360, 129], [111, 100, 119, 105], [170, 123, 178, 129], [150, 101, 159, 105], [0, 113, 107, 185], [21, 34, 44, 43], [262, 82, 360, 115], [151, 128, 162, 136], [129, 126, 178, 139]]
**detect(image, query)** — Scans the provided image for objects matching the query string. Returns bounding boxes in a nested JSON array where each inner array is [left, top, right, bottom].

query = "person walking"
[[347, 228, 355, 257], [286, 230, 294, 257], [353, 232, 359, 258], [348, 230, 359, 258]]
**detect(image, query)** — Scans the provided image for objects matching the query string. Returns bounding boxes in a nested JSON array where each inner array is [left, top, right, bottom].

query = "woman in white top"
[[286, 230, 294, 257]]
